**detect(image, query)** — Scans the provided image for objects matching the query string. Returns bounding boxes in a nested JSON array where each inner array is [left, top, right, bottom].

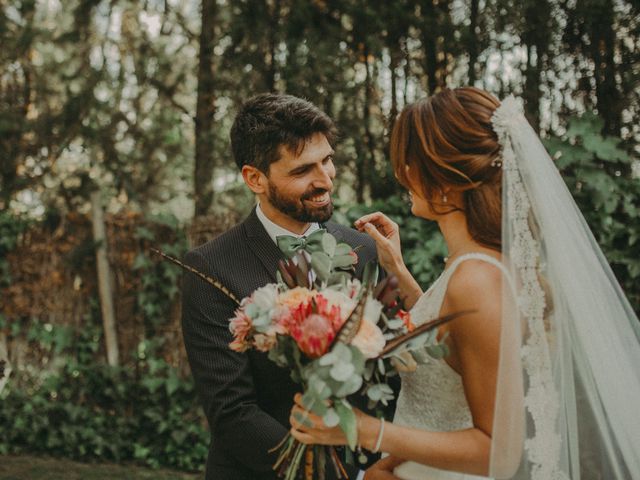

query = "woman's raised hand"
[[354, 212, 404, 275]]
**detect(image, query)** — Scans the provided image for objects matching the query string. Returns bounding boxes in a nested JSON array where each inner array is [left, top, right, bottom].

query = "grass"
[[0, 455, 202, 480]]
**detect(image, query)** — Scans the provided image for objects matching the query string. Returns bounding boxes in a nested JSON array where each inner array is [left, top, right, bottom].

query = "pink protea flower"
[[291, 313, 335, 358], [314, 294, 345, 333], [287, 294, 344, 358]]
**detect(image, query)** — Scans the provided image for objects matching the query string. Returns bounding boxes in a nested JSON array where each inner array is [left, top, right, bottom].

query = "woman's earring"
[[442, 193, 448, 203]]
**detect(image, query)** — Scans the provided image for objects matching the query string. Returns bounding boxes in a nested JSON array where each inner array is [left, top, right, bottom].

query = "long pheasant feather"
[[150, 248, 241, 306], [378, 310, 473, 357], [332, 285, 371, 346]]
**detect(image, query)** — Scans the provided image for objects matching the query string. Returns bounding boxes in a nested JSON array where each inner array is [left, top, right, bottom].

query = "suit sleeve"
[[181, 249, 288, 472]]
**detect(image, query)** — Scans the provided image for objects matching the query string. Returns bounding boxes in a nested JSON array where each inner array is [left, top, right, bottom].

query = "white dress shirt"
[[255, 202, 321, 243]]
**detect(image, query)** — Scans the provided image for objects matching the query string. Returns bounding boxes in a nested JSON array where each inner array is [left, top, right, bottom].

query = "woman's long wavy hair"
[[391, 87, 502, 250]]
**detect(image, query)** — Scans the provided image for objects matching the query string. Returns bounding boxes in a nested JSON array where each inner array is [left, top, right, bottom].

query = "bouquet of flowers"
[[154, 231, 458, 480]]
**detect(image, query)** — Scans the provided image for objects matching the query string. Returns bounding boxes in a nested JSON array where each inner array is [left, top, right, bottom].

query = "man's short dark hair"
[[230, 93, 337, 173]]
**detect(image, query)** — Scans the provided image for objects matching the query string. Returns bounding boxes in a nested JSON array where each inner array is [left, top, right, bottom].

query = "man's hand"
[[363, 455, 404, 480]]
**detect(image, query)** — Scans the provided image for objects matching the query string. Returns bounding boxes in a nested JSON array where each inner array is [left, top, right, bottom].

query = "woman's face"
[[405, 164, 440, 220]]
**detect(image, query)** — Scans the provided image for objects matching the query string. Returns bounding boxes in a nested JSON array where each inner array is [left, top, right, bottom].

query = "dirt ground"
[[0, 455, 201, 480]]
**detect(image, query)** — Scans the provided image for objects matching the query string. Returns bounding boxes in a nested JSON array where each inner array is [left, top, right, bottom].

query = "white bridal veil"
[[489, 96, 640, 480]]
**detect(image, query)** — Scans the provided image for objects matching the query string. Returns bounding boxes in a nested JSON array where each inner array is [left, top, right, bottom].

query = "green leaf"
[[330, 362, 355, 382], [134, 226, 155, 241], [334, 243, 352, 256], [132, 253, 151, 270], [322, 233, 337, 256], [166, 372, 181, 396], [323, 408, 340, 428], [362, 261, 379, 287], [332, 254, 356, 268], [311, 251, 332, 282], [334, 401, 358, 450]]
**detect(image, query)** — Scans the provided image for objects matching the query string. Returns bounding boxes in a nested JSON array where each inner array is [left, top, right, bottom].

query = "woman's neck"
[[437, 211, 486, 264]]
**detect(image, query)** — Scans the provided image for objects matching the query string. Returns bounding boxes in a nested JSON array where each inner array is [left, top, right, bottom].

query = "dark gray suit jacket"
[[181, 208, 381, 480]]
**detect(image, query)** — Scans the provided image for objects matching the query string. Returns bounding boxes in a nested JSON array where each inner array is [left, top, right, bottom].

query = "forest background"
[[1, 0, 639, 474]]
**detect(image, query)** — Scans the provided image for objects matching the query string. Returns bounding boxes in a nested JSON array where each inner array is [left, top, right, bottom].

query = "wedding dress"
[[393, 252, 506, 480]]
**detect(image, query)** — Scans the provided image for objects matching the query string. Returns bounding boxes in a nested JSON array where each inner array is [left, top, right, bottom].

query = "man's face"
[[262, 133, 336, 228]]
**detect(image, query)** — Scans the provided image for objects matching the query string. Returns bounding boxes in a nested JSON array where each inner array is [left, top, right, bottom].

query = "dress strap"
[[447, 252, 507, 275]]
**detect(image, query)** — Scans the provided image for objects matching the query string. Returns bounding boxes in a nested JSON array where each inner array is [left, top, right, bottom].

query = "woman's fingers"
[[355, 212, 397, 232], [290, 427, 315, 445], [363, 222, 391, 244], [290, 404, 326, 430]]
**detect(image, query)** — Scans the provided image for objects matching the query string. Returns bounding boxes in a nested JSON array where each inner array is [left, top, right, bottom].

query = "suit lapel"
[[243, 208, 285, 283]]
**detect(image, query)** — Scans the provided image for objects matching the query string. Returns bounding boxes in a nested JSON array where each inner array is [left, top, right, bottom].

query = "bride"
[[289, 87, 640, 479]]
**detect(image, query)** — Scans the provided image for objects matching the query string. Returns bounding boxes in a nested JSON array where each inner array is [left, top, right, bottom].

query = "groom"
[[181, 93, 382, 480]]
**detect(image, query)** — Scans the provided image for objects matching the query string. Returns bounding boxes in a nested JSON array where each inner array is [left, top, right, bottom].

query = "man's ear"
[[242, 165, 268, 194]]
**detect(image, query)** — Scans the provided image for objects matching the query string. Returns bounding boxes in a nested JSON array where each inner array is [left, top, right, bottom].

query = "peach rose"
[[351, 317, 385, 358], [278, 287, 315, 308]]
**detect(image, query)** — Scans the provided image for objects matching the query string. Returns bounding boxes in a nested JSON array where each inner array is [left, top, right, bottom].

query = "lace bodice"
[[392, 253, 507, 480]]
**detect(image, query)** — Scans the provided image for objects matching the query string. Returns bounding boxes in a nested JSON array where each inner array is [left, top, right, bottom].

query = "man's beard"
[[267, 183, 334, 223]]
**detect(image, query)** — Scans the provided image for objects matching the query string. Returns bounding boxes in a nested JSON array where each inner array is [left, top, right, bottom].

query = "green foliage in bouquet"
[[300, 343, 366, 450]]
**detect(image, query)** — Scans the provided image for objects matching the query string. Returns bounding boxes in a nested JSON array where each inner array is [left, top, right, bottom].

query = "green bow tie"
[[276, 228, 327, 259]]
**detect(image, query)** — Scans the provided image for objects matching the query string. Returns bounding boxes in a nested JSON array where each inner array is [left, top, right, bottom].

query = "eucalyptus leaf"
[[332, 254, 356, 269], [322, 233, 337, 256], [334, 243, 352, 256], [311, 252, 332, 282], [330, 362, 355, 382], [334, 401, 358, 450], [335, 374, 363, 397], [323, 408, 340, 428]]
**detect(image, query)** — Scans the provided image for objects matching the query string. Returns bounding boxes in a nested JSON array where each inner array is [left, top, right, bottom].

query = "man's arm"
[[181, 249, 288, 472]]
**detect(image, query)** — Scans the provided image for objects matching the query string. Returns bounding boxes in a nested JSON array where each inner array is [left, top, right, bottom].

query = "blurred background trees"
[[1, 0, 639, 473]]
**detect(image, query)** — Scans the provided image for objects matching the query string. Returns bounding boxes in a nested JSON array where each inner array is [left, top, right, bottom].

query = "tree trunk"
[[0, 331, 11, 395], [91, 191, 119, 367], [523, 43, 541, 130], [194, 0, 217, 217], [266, 0, 281, 91], [363, 42, 375, 202], [389, 47, 399, 130], [403, 38, 410, 104], [421, 0, 438, 94], [521, 0, 551, 131], [591, 0, 621, 135], [468, 0, 479, 85]]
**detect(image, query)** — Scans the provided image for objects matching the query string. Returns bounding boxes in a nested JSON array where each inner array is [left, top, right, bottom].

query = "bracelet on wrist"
[[372, 418, 385, 453]]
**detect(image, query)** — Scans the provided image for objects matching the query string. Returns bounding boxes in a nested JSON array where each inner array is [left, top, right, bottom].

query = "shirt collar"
[[255, 202, 320, 245]]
